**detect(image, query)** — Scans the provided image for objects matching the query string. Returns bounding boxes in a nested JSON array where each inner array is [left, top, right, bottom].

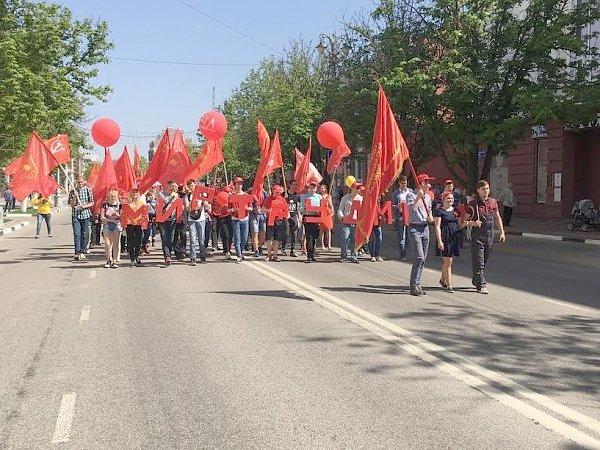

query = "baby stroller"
[[567, 199, 600, 232]]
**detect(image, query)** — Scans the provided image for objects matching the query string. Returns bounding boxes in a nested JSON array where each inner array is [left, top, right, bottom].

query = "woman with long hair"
[[465, 180, 506, 294], [100, 189, 122, 268], [434, 192, 468, 292], [318, 184, 334, 251]]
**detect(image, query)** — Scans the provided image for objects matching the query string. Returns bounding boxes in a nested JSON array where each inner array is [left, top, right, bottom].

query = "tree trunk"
[[466, 146, 479, 194]]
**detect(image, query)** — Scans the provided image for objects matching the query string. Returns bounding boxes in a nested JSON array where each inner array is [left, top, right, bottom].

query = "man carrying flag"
[[68, 175, 95, 261]]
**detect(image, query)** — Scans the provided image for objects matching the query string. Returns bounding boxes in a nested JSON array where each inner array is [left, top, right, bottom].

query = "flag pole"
[[328, 166, 338, 195], [222, 158, 229, 186], [266, 174, 272, 192], [280, 166, 287, 193]]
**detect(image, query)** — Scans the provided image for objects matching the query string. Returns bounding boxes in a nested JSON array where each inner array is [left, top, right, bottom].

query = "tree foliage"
[[0, 0, 113, 166]]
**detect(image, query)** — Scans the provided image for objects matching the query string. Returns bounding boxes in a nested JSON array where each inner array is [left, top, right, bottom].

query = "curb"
[[4, 206, 70, 219], [0, 221, 30, 236], [506, 230, 600, 246]]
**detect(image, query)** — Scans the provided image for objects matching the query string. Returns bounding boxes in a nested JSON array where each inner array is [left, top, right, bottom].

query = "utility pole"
[[212, 86, 216, 109]]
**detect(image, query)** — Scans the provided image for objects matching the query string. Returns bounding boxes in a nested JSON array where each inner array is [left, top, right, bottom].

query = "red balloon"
[[199, 111, 228, 140], [317, 121, 345, 149], [91, 118, 121, 148]]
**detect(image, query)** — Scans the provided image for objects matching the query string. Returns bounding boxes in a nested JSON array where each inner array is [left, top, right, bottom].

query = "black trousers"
[[503, 206, 513, 226], [286, 218, 299, 251], [173, 222, 187, 257], [126, 225, 142, 261], [471, 230, 493, 288], [303, 220, 319, 259], [218, 216, 233, 254]]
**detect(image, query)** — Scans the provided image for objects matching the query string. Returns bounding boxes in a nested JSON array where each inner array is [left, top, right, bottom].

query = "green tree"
[[222, 40, 326, 179], [0, 0, 113, 166]]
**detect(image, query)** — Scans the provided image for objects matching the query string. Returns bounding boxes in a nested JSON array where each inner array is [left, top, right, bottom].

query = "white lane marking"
[[247, 261, 600, 448], [89, 270, 96, 279], [51, 393, 77, 444], [587, 239, 600, 246], [79, 306, 91, 323], [421, 267, 598, 315]]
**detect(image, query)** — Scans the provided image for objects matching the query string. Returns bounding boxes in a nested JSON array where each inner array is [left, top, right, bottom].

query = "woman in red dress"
[[318, 184, 334, 251]]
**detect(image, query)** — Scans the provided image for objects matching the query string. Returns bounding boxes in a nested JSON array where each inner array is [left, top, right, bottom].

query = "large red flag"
[[185, 138, 224, 182], [139, 129, 170, 192], [265, 130, 283, 176], [326, 141, 351, 175], [114, 146, 136, 194], [355, 86, 410, 247], [87, 162, 100, 190], [4, 156, 23, 176], [92, 148, 118, 213], [133, 145, 142, 179], [44, 134, 70, 166], [294, 138, 322, 191], [257, 119, 270, 160], [9, 132, 60, 201], [252, 130, 283, 198], [159, 129, 192, 186]]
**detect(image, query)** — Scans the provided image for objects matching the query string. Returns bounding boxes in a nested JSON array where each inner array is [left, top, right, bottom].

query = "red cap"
[[416, 174, 435, 184], [233, 176, 244, 184], [351, 181, 363, 189], [444, 178, 454, 185]]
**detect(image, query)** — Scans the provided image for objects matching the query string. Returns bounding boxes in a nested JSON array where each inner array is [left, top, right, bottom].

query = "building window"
[[536, 140, 548, 204]]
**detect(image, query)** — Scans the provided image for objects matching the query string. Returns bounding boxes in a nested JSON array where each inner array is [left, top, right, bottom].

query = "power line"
[[111, 56, 258, 67], [178, 0, 280, 53]]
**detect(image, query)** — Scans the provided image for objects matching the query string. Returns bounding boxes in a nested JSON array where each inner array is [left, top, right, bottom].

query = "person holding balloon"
[[318, 183, 334, 251]]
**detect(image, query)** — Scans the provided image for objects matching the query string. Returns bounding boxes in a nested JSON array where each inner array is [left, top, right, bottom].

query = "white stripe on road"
[[89, 270, 96, 279], [51, 393, 77, 444], [247, 261, 600, 448], [522, 232, 563, 241], [79, 306, 91, 323]]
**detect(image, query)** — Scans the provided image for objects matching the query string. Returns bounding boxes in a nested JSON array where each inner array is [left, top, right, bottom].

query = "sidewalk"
[[505, 217, 600, 245]]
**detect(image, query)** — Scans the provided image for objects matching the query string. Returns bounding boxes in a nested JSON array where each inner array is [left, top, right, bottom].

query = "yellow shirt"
[[32, 197, 52, 214]]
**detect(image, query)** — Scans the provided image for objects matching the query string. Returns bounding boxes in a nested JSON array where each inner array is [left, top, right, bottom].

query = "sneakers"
[[477, 287, 490, 294], [135, 258, 142, 266], [410, 287, 421, 296], [371, 257, 376, 262], [35, 235, 39, 239], [165, 257, 172, 266], [350, 258, 359, 264], [85, 249, 91, 255], [281, 250, 287, 256], [446, 286, 455, 293], [290, 251, 297, 258], [130, 261, 136, 267], [417, 285, 426, 295], [401, 257, 408, 262], [236, 256, 243, 263], [254, 250, 260, 258], [190, 259, 197, 266], [104, 262, 111, 268], [339, 258, 345, 263], [79, 253, 87, 260], [225, 252, 232, 260], [439, 279, 448, 289], [377, 257, 384, 262], [200, 257, 207, 263], [111, 262, 118, 269], [48, 234, 52, 237]]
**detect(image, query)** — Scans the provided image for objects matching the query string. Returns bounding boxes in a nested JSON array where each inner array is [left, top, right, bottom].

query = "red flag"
[[257, 119, 270, 159], [159, 129, 192, 186], [294, 138, 322, 191], [133, 145, 142, 179], [4, 156, 23, 176], [92, 148, 118, 213], [326, 141, 351, 175], [185, 138, 224, 182], [114, 146, 136, 194], [87, 162, 100, 190], [139, 129, 170, 192], [355, 86, 410, 247], [252, 130, 283, 198], [44, 134, 70, 166], [9, 132, 60, 201], [265, 130, 283, 176]]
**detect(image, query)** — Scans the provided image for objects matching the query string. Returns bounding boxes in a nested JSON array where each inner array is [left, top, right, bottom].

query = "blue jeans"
[[395, 220, 408, 259], [159, 220, 176, 258], [232, 219, 249, 257], [408, 224, 429, 287], [188, 220, 207, 260], [72, 216, 91, 255], [368, 225, 382, 257], [340, 224, 357, 260], [36, 213, 51, 236]]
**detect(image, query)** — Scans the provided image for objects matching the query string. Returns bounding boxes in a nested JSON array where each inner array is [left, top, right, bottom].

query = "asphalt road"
[[1, 212, 599, 449]]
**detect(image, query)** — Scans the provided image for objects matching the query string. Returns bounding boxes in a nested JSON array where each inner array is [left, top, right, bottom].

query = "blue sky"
[[54, 0, 376, 159]]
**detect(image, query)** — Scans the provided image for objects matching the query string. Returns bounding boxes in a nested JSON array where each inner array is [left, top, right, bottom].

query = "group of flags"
[[4, 86, 413, 247], [6, 132, 70, 202]]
